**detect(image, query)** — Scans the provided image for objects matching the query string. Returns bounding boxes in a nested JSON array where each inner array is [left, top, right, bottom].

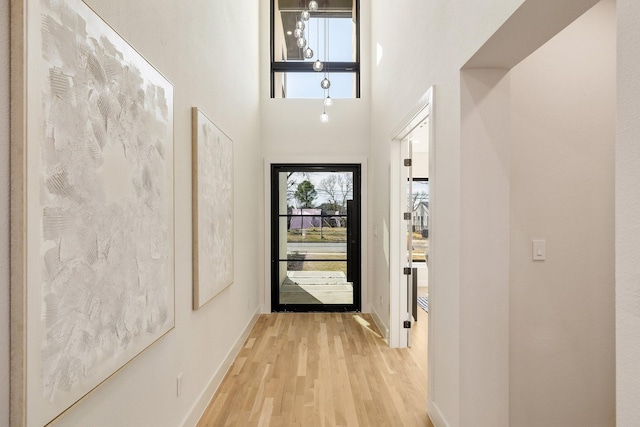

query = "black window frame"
[[270, 0, 361, 99]]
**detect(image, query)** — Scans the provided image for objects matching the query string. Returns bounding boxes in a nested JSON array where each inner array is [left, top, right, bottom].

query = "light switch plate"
[[532, 240, 546, 261]]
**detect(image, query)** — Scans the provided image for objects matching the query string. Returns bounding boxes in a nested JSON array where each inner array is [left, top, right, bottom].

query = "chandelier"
[[291, 1, 333, 122]]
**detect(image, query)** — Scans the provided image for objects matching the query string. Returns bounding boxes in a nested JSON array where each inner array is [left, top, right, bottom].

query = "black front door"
[[271, 164, 361, 312]]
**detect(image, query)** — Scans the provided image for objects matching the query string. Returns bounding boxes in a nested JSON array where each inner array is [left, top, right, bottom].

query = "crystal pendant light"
[[294, 28, 303, 39], [309, 1, 318, 12], [303, 47, 314, 59], [295, 20, 305, 31], [310, 15, 322, 69], [324, 95, 333, 107], [320, 110, 329, 123], [297, 37, 307, 48], [302, 8, 314, 60], [320, 77, 330, 89]]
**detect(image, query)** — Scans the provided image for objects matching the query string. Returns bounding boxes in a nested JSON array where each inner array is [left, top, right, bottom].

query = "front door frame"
[[269, 163, 362, 312]]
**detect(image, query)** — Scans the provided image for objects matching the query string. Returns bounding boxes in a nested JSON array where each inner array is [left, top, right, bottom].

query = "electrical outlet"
[[177, 373, 183, 397], [379, 295, 383, 308]]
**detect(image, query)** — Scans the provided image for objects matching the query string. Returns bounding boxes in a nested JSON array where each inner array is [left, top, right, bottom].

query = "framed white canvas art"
[[11, 0, 175, 425], [192, 108, 234, 309]]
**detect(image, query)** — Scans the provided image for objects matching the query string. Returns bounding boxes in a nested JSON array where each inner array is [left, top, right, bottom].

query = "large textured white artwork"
[[15, 0, 174, 425], [192, 108, 234, 309]]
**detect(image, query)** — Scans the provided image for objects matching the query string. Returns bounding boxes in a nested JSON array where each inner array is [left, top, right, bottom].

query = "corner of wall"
[[369, 303, 389, 342]]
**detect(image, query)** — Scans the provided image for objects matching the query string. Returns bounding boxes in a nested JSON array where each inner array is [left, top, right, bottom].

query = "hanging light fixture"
[[319, 13, 332, 121], [321, 20, 330, 109], [289, 1, 332, 121], [320, 17, 331, 94], [324, 92, 333, 107], [312, 13, 323, 71], [320, 107, 329, 123], [295, 12, 306, 48], [323, 84, 333, 107], [302, 5, 314, 60], [304, 47, 314, 59], [294, 6, 305, 42]]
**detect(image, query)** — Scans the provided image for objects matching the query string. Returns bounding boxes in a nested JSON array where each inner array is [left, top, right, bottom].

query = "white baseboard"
[[428, 400, 450, 427], [181, 308, 261, 427], [369, 304, 389, 343]]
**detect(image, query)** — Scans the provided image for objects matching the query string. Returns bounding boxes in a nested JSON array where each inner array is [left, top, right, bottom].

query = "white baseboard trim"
[[369, 304, 389, 343], [181, 308, 261, 427], [428, 400, 450, 427]]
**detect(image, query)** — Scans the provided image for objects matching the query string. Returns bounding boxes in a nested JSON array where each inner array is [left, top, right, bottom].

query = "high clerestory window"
[[270, 0, 360, 99]]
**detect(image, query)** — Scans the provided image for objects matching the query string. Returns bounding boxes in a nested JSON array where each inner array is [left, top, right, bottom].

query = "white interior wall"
[[617, 0, 640, 425], [7, 0, 262, 425], [509, 1, 616, 425], [412, 152, 429, 178], [1, 0, 10, 424], [261, 101, 370, 157]]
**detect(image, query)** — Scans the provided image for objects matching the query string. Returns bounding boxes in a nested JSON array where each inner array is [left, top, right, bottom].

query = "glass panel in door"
[[411, 179, 429, 263]]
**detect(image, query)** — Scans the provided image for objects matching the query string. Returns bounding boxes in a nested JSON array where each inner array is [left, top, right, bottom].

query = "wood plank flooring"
[[197, 313, 432, 427]]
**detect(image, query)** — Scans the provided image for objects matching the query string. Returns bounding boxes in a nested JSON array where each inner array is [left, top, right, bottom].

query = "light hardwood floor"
[[198, 312, 432, 427]]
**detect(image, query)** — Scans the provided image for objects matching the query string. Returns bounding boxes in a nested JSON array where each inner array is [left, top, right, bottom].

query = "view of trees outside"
[[412, 190, 428, 211], [287, 172, 353, 213], [294, 180, 317, 208], [283, 171, 354, 278], [410, 180, 429, 262], [284, 172, 353, 245]]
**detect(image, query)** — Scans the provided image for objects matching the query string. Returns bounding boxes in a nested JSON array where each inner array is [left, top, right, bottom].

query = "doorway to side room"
[[390, 86, 434, 350], [270, 164, 362, 312]]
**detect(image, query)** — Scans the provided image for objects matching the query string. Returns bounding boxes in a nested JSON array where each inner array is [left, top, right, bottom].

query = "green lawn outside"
[[288, 227, 347, 243]]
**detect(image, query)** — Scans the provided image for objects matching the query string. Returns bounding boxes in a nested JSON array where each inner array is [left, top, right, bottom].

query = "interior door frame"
[[390, 87, 435, 348], [269, 163, 362, 312]]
